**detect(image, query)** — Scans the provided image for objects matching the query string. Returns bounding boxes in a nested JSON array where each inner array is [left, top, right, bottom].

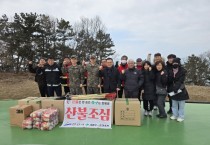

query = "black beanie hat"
[[173, 58, 181, 64], [167, 54, 176, 59]]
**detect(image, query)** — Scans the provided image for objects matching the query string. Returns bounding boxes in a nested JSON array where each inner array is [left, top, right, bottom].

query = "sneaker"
[[170, 116, 177, 120], [148, 111, 152, 116], [153, 106, 158, 110], [144, 111, 148, 116], [177, 118, 184, 122]]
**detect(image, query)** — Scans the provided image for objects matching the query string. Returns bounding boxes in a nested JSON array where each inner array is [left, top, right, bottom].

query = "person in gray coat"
[[121, 59, 144, 98]]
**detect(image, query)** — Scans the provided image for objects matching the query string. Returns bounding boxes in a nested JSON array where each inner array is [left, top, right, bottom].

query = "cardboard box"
[[71, 93, 109, 100], [18, 98, 42, 111], [28, 99, 42, 111], [26, 97, 39, 99], [18, 98, 32, 105], [41, 98, 64, 122], [115, 98, 141, 126], [9, 105, 33, 127]]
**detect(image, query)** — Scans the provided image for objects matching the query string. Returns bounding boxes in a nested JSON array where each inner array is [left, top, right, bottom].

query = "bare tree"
[[73, 16, 114, 61]]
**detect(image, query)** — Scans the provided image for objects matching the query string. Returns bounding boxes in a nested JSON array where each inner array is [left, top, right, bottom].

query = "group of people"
[[28, 53, 189, 122]]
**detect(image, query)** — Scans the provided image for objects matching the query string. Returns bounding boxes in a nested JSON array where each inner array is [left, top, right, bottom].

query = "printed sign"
[[61, 100, 112, 129]]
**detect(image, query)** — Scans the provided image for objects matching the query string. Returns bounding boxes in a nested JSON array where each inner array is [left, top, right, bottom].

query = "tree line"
[[184, 51, 210, 86], [0, 13, 115, 73], [0, 13, 209, 86]]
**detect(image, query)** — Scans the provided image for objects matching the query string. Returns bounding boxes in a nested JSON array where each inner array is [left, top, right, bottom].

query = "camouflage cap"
[[90, 55, 96, 59], [71, 55, 77, 59]]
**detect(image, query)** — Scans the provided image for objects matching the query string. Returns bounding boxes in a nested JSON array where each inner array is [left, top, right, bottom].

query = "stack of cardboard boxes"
[[10, 96, 141, 128], [10, 97, 64, 128]]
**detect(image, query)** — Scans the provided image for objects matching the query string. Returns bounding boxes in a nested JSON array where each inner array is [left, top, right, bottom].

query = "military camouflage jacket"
[[68, 65, 84, 88], [85, 63, 100, 87]]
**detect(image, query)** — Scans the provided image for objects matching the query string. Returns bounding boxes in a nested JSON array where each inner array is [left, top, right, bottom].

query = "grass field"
[[0, 72, 210, 102]]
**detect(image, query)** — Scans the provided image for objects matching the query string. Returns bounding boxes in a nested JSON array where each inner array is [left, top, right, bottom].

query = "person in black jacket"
[[99, 58, 120, 93], [28, 59, 49, 97], [121, 59, 144, 98], [152, 53, 164, 110], [168, 58, 189, 122], [37, 57, 62, 97], [155, 61, 168, 118], [166, 54, 176, 114], [142, 61, 155, 116]]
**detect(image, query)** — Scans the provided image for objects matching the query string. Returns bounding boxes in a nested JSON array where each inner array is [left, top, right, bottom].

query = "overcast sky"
[[1, 0, 210, 61]]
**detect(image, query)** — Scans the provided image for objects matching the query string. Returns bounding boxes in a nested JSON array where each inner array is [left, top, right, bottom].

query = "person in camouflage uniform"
[[83, 55, 100, 94], [68, 55, 85, 95]]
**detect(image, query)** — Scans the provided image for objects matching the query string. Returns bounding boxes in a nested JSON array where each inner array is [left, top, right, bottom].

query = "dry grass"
[[186, 86, 210, 102], [0, 73, 209, 102], [0, 73, 40, 100]]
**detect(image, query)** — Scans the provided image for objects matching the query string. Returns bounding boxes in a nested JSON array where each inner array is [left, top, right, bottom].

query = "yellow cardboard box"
[[18, 98, 42, 111], [9, 105, 33, 127], [115, 98, 141, 126]]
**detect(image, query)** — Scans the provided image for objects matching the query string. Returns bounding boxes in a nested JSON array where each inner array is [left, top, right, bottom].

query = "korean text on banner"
[[60, 100, 112, 129]]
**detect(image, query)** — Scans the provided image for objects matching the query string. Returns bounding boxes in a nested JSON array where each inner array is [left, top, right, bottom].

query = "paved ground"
[[0, 100, 210, 145]]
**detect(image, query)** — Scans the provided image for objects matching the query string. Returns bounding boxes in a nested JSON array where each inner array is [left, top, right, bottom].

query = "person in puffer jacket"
[[37, 57, 62, 97], [168, 58, 189, 122], [121, 59, 144, 98], [142, 61, 156, 116]]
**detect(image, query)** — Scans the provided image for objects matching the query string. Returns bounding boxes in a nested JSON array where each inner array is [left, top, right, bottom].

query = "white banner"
[[60, 100, 112, 129]]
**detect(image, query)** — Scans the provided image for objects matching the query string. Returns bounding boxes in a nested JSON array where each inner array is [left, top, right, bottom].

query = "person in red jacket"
[[118, 55, 128, 98], [61, 57, 71, 95]]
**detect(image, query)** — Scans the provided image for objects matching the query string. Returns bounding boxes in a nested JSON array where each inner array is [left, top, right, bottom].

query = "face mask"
[[121, 60, 127, 65], [173, 64, 179, 69]]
